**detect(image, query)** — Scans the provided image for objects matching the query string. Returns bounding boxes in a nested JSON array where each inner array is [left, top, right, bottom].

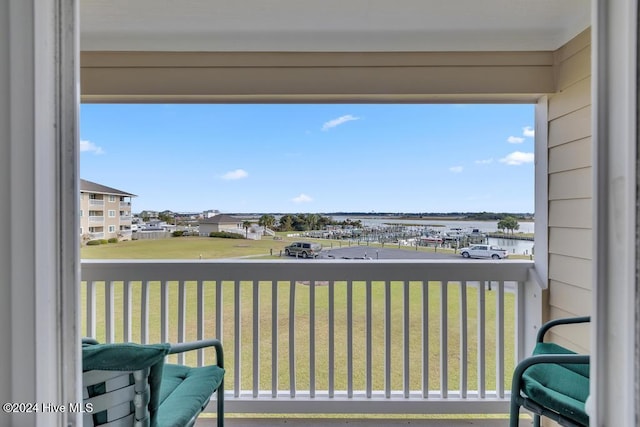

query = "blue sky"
[[80, 104, 535, 214]]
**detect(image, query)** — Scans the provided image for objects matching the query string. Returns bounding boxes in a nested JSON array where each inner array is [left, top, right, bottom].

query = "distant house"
[[139, 210, 159, 220], [199, 214, 245, 237], [80, 179, 136, 242]]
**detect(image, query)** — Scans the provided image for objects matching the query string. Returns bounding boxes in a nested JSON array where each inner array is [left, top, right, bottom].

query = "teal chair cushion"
[[157, 364, 225, 427], [522, 343, 589, 426]]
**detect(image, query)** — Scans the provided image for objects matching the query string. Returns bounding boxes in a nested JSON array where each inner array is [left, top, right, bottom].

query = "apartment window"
[[108, 210, 116, 218], [80, 210, 83, 217], [89, 194, 98, 199], [108, 195, 116, 202], [108, 225, 115, 233]]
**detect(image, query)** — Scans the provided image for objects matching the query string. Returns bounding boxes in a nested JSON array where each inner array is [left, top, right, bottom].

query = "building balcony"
[[88, 215, 104, 223], [89, 199, 104, 206], [81, 259, 541, 425]]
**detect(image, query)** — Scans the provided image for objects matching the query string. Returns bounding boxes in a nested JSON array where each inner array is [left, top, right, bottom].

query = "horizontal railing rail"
[[81, 259, 538, 415]]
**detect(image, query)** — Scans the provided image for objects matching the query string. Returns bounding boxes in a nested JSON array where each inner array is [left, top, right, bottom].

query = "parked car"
[[459, 244, 508, 259], [284, 241, 322, 258]]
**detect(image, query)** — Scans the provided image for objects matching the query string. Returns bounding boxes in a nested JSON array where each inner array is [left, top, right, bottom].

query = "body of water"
[[487, 237, 534, 255], [331, 216, 535, 234], [330, 216, 535, 255]]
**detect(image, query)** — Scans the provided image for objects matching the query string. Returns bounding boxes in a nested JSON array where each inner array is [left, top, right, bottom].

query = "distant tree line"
[[257, 213, 363, 232]]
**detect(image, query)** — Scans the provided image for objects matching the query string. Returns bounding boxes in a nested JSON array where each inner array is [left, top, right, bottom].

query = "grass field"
[[81, 234, 531, 260], [81, 237, 516, 393]]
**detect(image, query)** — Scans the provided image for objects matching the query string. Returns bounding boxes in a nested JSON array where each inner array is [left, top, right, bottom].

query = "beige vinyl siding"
[[546, 28, 592, 352], [548, 136, 591, 173], [80, 51, 555, 103]]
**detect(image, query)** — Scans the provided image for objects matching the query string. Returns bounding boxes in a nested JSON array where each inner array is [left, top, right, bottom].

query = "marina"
[[298, 216, 537, 255]]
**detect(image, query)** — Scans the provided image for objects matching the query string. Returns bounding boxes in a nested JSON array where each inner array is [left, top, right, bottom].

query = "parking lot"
[[319, 245, 458, 260]]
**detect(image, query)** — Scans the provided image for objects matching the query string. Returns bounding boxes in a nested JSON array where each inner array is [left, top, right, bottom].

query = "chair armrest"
[[82, 337, 99, 346], [168, 339, 224, 368], [537, 316, 591, 343], [511, 353, 590, 398]]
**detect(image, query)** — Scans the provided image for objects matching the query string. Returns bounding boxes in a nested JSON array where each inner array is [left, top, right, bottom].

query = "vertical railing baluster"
[[384, 281, 391, 398], [289, 280, 296, 398], [105, 281, 114, 343], [478, 280, 486, 398], [122, 280, 132, 342], [253, 281, 260, 398], [234, 281, 241, 398], [440, 281, 448, 398], [460, 281, 468, 398], [347, 280, 353, 398], [86, 281, 96, 338], [272, 281, 278, 398], [197, 280, 204, 367], [403, 281, 410, 398], [141, 282, 149, 344], [366, 280, 372, 398], [177, 281, 186, 365], [515, 280, 526, 363], [328, 281, 335, 398], [160, 281, 169, 343], [123, 281, 131, 342], [422, 280, 429, 399], [215, 281, 223, 340], [309, 280, 316, 398], [496, 280, 505, 398]]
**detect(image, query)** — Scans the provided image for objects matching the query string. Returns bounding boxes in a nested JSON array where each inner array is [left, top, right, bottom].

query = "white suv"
[[460, 244, 508, 259]]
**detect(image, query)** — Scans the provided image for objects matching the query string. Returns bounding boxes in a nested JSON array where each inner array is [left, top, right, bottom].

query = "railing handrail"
[[81, 259, 533, 283]]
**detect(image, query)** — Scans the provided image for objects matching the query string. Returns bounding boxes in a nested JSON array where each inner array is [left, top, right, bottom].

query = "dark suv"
[[284, 242, 322, 258]]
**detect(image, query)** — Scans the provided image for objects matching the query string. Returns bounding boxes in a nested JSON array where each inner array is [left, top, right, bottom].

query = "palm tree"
[[258, 214, 276, 230], [242, 220, 252, 238], [497, 216, 520, 235]]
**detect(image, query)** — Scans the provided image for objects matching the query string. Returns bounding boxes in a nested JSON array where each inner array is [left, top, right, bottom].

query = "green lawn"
[[81, 234, 531, 260], [81, 237, 516, 393]]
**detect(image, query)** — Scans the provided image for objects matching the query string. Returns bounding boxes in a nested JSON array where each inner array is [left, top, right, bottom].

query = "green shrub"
[[99, 239, 109, 245], [107, 238, 118, 243], [209, 231, 244, 239], [86, 240, 101, 246], [172, 230, 184, 237]]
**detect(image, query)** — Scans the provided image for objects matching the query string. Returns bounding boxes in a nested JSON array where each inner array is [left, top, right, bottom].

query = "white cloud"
[[507, 136, 525, 144], [449, 166, 463, 173], [292, 193, 313, 203], [475, 158, 493, 165], [322, 114, 359, 131], [523, 126, 535, 137], [80, 140, 104, 155], [500, 151, 535, 165], [221, 169, 248, 180]]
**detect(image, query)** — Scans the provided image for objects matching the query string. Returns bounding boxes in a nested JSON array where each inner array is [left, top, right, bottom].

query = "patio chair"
[[509, 316, 590, 427], [82, 338, 224, 427]]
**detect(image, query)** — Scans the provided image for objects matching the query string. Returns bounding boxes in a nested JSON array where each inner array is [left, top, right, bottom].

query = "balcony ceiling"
[[80, 0, 590, 52]]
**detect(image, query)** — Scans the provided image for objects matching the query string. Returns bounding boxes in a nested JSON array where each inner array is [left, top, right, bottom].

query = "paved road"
[[319, 245, 458, 260]]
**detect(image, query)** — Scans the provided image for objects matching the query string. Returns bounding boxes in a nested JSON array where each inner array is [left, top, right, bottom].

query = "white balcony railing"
[[88, 216, 104, 223], [89, 199, 104, 206], [81, 259, 541, 416]]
